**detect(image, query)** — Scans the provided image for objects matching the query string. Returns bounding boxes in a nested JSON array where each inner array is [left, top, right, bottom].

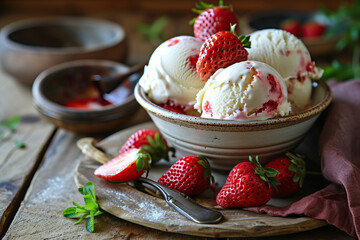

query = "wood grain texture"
[[74, 122, 328, 238], [0, 68, 55, 237]]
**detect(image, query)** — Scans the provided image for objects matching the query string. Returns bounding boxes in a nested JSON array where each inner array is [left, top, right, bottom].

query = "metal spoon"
[[76, 137, 223, 224], [91, 63, 145, 94]]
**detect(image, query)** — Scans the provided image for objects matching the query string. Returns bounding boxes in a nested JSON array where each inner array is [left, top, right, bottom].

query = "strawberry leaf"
[[197, 157, 214, 183], [265, 168, 279, 177], [230, 24, 251, 48], [285, 152, 306, 187], [136, 153, 146, 173]]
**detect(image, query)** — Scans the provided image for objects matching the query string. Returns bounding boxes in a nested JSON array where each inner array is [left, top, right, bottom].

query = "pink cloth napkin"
[[245, 80, 360, 239]]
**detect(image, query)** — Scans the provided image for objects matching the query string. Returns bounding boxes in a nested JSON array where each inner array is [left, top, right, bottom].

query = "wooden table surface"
[[0, 11, 356, 239]]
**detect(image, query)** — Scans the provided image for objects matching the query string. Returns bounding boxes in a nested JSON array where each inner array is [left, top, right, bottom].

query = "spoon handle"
[[136, 177, 223, 224]]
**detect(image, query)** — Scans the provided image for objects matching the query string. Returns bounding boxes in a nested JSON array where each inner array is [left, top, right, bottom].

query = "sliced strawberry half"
[[94, 148, 151, 182]]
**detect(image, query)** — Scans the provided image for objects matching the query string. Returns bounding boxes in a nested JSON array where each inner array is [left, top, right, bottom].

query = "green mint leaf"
[[72, 201, 86, 210], [75, 213, 89, 225], [84, 194, 96, 210], [78, 186, 85, 195], [14, 140, 26, 149], [137, 16, 169, 46], [84, 182, 96, 201], [62, 207, 78, 218], [63, 207, 87, 218], [63, 182, 102, 233], [86, 217, 94, 233], [94, 209, 104, 217], [1, 115, 20, 132]]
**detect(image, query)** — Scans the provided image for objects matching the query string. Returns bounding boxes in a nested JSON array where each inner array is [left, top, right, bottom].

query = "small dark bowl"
[[0, 17, 127, 84], [32, 59, 139, 134]]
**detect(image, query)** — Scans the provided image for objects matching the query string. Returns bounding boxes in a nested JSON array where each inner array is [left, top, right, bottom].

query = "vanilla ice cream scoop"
[[139, 36, 205, 107], [247, 29, 323, 110], [195, 61, 291, 120]]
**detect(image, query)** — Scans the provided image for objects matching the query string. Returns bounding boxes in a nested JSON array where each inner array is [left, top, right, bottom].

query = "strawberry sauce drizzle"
[[267, 74, 277, 93], [279, 49, 291, 56], [167, 38, 180, 47], [187, 54, 199, 71], [204, 101, 213, 117], [306, 61, 316, 73], [255, 100, 279, 114]]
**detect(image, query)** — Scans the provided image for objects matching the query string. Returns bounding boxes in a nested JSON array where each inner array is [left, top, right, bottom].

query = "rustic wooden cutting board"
[[75, 122, 327, 238]]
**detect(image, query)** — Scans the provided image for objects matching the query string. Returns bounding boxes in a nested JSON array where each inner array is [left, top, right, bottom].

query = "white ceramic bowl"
[[135, 80, 332, 171], [0, 17, 127, 84]]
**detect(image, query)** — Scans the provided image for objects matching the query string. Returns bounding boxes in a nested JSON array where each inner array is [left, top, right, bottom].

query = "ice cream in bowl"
[[134, 29, 332, 171]]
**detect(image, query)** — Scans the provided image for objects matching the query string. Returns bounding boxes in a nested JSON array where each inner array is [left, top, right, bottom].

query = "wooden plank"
[[0, 68, 56, 237]]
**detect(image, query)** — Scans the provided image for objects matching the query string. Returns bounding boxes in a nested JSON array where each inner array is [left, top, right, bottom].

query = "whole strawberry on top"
[[191, 0, 239, 42], [158, 155, 214, 196], [216, 156, 279, 208], [265, 152, 306, 197], [120, 128, 175, 165], [196, 24, 251, 81], [95, 148, 151, 182]]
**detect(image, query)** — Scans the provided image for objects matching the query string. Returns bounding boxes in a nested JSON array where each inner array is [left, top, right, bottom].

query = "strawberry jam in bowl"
[[32, 59, 140, 134]]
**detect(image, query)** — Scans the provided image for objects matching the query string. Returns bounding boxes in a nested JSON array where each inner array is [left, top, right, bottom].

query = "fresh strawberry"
[[301, 22, 326, 39], [280, 19, 301, 37], [196, 24, 250, 81], [119, 129, 175, 164], [94, 148, 151, 182], [159, 102, 186, 114], [265, 152, 306, 197], [216, 156, 279, 208], [158, 155, 214, 196], [191, 0, 239, 42]]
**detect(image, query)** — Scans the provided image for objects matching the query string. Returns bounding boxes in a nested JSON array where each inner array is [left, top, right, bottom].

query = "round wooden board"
[[74, 122, 327, 238]]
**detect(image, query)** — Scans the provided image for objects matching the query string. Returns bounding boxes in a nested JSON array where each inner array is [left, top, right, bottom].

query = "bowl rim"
[[0, 16, 125, 54], [134, 79, 332, 131], [32, 59, 137, 120]]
